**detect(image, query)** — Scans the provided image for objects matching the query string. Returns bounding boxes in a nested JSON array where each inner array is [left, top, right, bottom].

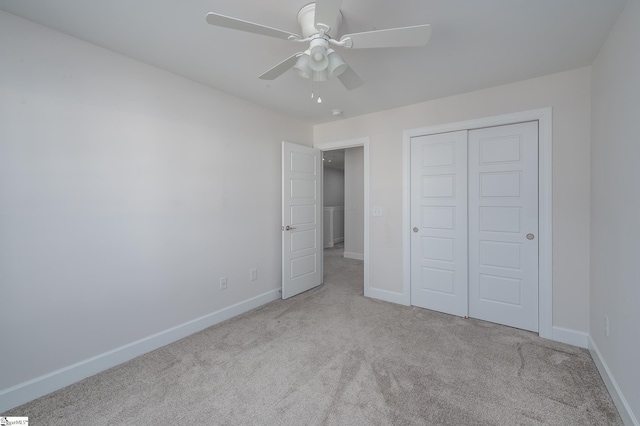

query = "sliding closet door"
[[468, 122, 539, 332], [410, 131, 468, 317]]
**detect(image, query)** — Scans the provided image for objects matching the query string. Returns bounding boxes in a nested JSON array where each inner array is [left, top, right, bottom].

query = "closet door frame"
[[402, 108, 552, 340]]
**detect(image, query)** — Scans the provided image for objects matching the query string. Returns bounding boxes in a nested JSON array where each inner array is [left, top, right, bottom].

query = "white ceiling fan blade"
[[259, 53, 302, 80], [337, 66, 363, 90], [206, 13, 300, 41], [314, 0, 343, 31], [341, 24, 431, 49]]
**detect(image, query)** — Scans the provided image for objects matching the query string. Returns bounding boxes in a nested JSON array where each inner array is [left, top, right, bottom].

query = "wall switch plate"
[[250, 268, 257, 281], [373, 206, 383, 217], [220, 276, 227, 290]]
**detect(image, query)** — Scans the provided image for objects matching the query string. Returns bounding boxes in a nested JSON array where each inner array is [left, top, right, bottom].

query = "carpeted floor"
[[4, 244, 622, 425]]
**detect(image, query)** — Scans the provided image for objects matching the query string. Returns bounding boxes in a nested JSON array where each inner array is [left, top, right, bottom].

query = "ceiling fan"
[[205, 1, 431, 90]]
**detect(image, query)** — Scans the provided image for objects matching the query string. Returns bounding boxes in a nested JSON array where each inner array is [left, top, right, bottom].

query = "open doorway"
[[322, 149, 345, 251], [317, 137, 369, 295], [323, 148, 365, 259]]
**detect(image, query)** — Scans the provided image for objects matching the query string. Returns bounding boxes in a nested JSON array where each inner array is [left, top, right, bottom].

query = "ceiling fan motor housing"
[[298, 3, 342, 38]]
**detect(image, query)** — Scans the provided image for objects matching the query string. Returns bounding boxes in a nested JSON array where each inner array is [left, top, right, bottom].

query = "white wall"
[[590, 0, 640, 422], [323, 167, 344, 207], [314, 67, 592, 334], [0, 10, 311, 403], [344, 147, 365, 259]]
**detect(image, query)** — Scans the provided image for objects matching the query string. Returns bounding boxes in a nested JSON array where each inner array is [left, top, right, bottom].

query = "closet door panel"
[[410, 131, 468, 317], [468, 122, 539, 332]]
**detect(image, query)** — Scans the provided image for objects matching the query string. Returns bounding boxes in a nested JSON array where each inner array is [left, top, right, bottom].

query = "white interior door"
[[468, 122, 539, 331], [282, 142, 323, 299], [410, 131, 468, 317]]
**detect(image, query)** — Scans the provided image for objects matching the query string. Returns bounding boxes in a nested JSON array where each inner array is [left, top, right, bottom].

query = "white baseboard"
[[0, 288, 281, 413], [333, 237, 344, 244], [551, 326, 588, 348], [365, 286, 409, 306], [589, 336, 639, 426], [343, 251, 364, 260]]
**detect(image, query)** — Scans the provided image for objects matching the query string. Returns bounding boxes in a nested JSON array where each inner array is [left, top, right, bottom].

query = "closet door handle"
[[526, 233, 535, 240]]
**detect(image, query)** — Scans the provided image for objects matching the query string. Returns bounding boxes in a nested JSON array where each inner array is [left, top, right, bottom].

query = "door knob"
[[283, 225, 297, 231], [526, 233, 535, 240], [413, 227, 419, 233]]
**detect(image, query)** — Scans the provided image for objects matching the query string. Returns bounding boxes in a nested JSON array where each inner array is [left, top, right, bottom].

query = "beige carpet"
[[4, 245, 622, 425]]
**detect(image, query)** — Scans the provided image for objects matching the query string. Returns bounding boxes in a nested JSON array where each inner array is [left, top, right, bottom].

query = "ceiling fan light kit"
[[293, 39, 347, 81], [292, 53, 311, 78], [206, 1, 431, 92], [327, 49, 347, 78], [308, 39, 329, 72], [312, 69, 328, 82]]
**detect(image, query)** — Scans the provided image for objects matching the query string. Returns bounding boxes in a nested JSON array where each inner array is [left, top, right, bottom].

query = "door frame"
[[402, 108, 553, 339], [314, 137, 370, 297]]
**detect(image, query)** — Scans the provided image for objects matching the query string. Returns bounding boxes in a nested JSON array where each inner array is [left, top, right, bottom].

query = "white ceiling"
[[0, 0, 627, 124]]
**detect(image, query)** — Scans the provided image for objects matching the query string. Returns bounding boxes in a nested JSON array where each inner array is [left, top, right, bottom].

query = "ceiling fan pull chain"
[[310, 79, 322, 104]]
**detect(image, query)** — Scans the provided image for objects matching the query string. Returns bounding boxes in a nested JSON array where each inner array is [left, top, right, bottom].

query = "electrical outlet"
[[220, 276, 227, 290], [250, 268, 257, 281], [604, 315, 609, 337]]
